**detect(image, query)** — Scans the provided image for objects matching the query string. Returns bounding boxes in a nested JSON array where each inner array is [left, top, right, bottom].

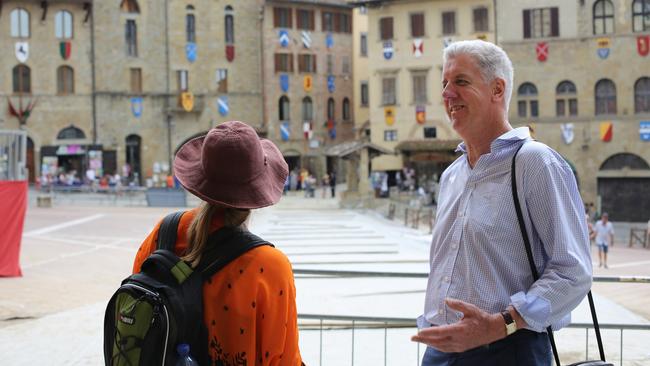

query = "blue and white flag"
[[301, 31, 312, 48], [280, 74, 289, 92], [186, 42, 197, 63], [329, 126, 336, 140], [326, 33, 333, 49], [280, 122, 290, 141], [383, 41, 393, 60], [327, 75, 335, 93], [279, 30, 290, 47], [641, 121, 650, 141], [217, 96, 229, 116], [130, 97, 143, 118]]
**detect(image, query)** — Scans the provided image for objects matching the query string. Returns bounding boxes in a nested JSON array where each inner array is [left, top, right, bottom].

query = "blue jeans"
[[421, 330, 551, 366]]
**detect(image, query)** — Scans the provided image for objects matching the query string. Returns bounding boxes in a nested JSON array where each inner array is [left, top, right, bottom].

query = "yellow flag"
[[303, 75, 312, 92], [385, 107, 395, 126], [180, 92, 194, 112]]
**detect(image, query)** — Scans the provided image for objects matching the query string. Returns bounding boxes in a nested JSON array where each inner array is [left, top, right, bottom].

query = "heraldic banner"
[[0, 180, 27, 277]]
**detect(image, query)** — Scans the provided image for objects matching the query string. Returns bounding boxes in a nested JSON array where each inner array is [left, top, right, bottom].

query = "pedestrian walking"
[[592, 212, 614, 268], [329, 171, 336, 198], [131, 121, 303, 365]]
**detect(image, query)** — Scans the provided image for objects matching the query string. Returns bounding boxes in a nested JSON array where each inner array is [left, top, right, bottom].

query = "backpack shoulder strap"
[[156, 211, 185, 251], [197, 227, 274, 280]]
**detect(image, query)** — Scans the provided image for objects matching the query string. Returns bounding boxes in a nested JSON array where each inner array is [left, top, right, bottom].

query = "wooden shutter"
[[411, 13, 424, 37], [550, 7, 559, 36], [312, 54, 317, 73], [310, 10, 315, 30], [380, 17, 393, 40], [274, 54, 280, 72], [523, 10, 531, 38], [289, 54, 294, 72]]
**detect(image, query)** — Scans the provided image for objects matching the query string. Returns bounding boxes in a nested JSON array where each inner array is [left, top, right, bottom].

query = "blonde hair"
[[182, 202, 251, 267]]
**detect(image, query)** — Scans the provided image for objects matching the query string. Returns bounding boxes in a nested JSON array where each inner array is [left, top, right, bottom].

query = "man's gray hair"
[[443, 40, 514, 111]]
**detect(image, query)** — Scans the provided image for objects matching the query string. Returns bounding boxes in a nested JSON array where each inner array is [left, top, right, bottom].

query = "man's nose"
[[442, 84, 458, 100]]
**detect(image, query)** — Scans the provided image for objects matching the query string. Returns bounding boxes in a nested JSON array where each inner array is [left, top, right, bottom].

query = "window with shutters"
[[186, 6, 196, 43], [225, 6, 234, 44], [380, 17, 393, 40], [595, 79, 617, 115], [473, 7, 489, 32], [593, 0, 615, 34], [556, 80, 577, 117], [360, 81, 369, 107], [10, 8, 30, 38], [424, 127, 437, 138], [412, 73, 428, 104], [216, 69, 228, 93], [177, 70, 189, 92], [274, 7, 292, 28], [327, 98, 335, 120], [13, 65, 31, 94], [279, 96, 290, 121], [322, 12, 334, 32], [410, 13, 425, 38], [125, 19, 138, 56], [360, 33, 368, 57], [442, 11, 456, 35], [633, 0, 650, 32], [635, 77, 650, 113], [382, 77, 396, 105], [298, 54, 317, 73], [130, 68, 142, 94], [340, 13, 351, 33], [523, 8, 558, 38], [517, 82, 538, 118], [57, 66, 75, 94], [327, 54, 333, 74], [342, 56, 350, 75], [342, 98, 351, 121], [274, 53, 294, 72], [55, 10, 73, 39], [302, 97, 313, 121], [297, 9, 314, 30]]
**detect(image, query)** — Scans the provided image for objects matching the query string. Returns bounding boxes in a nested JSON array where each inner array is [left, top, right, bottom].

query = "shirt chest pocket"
[[467, 182, 511, 225]]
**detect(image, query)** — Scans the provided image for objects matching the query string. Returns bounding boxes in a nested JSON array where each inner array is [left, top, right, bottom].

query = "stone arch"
[[599, 153, 649, 171]]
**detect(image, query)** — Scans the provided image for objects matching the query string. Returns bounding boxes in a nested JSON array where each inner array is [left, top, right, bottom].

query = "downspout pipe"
[[164, 0, 172, 169], [90, 2, 97, 144]]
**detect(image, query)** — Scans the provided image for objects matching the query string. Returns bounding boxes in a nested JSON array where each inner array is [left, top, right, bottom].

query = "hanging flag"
[[180, 92, 194, 112], [301, 31, 312, 48], [8, 99, 20, 118], [385, 107, 395, 126], [280, 122, 290, 141], [279, 30, 290, 47], [640, 121, 650, 141], [303, 75, 312, 92], [130, 97, 143, 118], [303, 121, 313, 140], [217, 96, 229, 116], [59, 41, 71, 60], [329, 125, 336, 139], [280, 74, 289, 92], [15, 42, 29, 63], [383, 41, 393, 60], [186, 42, 197, 63], [327, 75, 335, 93], [560, 123, 574, 144], [416, 105, 425, 125], [536, 42, 548, 62], [597, 38, 610, 59], [600, 122, 613, 142], [637, 35, 650, 57], [326, 33, 334, 49], [225, 44, 235, 62], [413, 39, 423, 58]]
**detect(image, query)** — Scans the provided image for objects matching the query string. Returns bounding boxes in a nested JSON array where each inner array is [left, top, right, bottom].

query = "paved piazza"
[[1, 194, 649, 365]]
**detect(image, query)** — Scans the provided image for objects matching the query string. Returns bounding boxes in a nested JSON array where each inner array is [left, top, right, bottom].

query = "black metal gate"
[[597, 178, 650, 222]]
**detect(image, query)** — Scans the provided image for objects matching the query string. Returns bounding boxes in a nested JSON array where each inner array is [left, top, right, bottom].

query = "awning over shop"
[[56, 144, 86, 155], [394, 139, 462, 153], [324, 140, 393, 160]]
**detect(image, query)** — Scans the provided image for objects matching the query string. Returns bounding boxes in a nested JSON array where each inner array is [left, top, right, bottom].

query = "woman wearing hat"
[[132, 121, 303, 365]]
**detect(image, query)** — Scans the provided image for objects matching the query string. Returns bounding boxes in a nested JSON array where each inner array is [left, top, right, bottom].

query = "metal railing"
[[295, 269, 650, 366]]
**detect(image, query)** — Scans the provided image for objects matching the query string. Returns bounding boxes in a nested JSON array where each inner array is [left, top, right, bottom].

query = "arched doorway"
[[597, 153, 650, 222], [125, 134, 142, 185]]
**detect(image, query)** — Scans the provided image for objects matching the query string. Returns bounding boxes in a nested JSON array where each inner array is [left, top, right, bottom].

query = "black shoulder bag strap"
[[511, 142, 607, 365], [156, 211, 185, 250]]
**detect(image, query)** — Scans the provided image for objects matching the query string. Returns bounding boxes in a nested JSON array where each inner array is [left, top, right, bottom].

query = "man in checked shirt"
[[411, 40, 592, 366]]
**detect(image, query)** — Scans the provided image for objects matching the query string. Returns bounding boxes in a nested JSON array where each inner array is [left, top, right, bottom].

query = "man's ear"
[[492, 79, 506, 102]]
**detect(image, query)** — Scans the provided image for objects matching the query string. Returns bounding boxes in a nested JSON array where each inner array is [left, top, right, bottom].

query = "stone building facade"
[[1, 0, 265, 186], [499, 0, 650, 221], [261, 0, 355, 179]]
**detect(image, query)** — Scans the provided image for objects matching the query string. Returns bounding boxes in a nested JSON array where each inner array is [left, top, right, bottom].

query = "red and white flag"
[[536, 42, 548, 62], [413, 39, 423, 58]]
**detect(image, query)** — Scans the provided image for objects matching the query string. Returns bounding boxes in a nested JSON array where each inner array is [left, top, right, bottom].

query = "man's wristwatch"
[[501, 310, 517, 336]]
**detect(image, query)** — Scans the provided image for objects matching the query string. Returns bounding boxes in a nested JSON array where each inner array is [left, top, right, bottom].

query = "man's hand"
[[410, 298, 505, 353]]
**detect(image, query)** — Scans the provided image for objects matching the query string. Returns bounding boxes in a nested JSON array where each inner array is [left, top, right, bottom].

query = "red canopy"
[[0, 180, 27, 277]]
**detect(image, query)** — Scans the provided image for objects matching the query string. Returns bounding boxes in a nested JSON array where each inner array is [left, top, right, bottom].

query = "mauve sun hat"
[[173, 121, 289, 209]]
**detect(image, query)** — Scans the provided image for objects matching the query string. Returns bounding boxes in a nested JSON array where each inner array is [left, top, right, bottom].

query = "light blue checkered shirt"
[[421, 128, 592, 332]]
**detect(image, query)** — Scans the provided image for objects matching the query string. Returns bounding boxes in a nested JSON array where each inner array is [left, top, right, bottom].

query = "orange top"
[[133, 209, 303, 366]]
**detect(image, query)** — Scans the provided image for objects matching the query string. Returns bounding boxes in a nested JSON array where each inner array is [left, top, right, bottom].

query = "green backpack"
[[104, 211, 271, 365]]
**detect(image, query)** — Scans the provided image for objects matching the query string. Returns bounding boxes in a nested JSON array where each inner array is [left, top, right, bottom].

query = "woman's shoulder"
[[247, 244, 293, 272]]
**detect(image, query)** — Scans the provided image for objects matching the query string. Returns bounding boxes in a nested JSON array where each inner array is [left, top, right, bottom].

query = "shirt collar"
[[455, 127, 531, 153]]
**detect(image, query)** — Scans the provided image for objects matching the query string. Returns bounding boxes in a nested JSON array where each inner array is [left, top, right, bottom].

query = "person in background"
[[411, 40, 591, 366], [132, 121, 303, 365], [592, 212, 614, 268]]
